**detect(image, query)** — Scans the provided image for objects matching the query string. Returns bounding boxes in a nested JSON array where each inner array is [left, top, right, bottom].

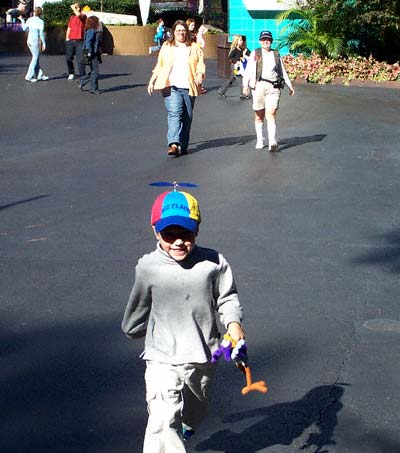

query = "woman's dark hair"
[[168, 20, 191, 46], [85, 15, 99, 31]]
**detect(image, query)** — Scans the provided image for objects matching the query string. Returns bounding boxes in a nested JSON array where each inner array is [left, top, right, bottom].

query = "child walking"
[[122, 189, 245, 453], [218, 35, 250, 99], [81, 15, 102, 94], [149, 18, 165, 54]]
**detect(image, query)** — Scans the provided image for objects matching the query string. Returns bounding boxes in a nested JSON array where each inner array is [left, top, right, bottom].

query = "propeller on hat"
[[149, 181, 199, 191]]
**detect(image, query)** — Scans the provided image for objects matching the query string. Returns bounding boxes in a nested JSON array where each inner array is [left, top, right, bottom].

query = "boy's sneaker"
[[255, 139, 265, 149], [67, 74, 75, 80], [269, 142, 279, 152], [182, 426, 195, 441]]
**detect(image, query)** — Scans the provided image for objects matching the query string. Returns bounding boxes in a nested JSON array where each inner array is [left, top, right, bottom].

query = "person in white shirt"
[[147, 20, 205, 157], [243, 30, 295, 151], [20, 7, 48, 83]]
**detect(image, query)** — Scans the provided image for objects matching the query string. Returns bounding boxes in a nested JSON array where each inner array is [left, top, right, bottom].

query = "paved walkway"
[[1, 54, 400, 453]]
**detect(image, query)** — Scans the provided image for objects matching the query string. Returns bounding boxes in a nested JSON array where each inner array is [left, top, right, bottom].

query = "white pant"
[[143, 360, 215, 453]]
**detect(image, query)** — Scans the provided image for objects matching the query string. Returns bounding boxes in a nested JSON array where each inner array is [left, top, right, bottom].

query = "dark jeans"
[[65, 39, 85, 78], [88, 56, 99, 91]]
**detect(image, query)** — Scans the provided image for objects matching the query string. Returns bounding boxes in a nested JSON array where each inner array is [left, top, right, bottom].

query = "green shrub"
[[43, 0, 140, 29], [42, 0, 206, 29]]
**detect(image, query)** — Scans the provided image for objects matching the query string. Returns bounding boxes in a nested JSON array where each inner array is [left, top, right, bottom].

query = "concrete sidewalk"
[[1, 54, 400, 453]]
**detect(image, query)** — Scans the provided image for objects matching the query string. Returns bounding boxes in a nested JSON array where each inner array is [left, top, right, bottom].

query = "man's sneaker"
[[25, 77, 37, 83], [38, 75, 49, 81], [182, 426, 195, 441], [268, 142, 279, 152], [67, 74, 75, 80], [255, 140, 265, 149]]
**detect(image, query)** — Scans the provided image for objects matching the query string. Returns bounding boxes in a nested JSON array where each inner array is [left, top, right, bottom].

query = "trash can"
[[217, 33, 231, 78]]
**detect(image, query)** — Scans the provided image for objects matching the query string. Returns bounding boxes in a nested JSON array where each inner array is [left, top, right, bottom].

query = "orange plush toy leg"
[[237, 363, 268, 395]]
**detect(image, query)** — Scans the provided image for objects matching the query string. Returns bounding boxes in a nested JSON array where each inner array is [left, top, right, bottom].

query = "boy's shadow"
[[196, 385, 345, 453]]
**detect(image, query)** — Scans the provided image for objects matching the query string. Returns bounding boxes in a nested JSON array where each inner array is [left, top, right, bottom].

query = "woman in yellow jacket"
[[148, 20, 205, 157]]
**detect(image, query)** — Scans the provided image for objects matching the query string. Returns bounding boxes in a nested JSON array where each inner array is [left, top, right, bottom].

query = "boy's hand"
[[227, 321, 245, 342], [231, 338, 248, 364]]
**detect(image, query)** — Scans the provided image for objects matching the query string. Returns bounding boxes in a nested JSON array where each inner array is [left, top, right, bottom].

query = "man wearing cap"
[[243, 30, 295, 151], [122, 190, 245, 452]]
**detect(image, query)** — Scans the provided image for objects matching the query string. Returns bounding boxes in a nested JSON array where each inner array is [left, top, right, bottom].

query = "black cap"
[[259, 30, 273, 42]]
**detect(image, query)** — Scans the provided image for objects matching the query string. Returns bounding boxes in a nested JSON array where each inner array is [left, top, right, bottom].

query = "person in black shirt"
[[217, 35, 250, 99]]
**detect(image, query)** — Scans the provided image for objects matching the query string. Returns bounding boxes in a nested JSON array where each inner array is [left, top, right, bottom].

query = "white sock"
[[267, 120, 276, 146], [255, 122, 264, 142]]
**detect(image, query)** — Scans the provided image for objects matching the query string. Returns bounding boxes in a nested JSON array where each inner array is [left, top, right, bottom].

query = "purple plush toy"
[[211, 333, 248, 365]]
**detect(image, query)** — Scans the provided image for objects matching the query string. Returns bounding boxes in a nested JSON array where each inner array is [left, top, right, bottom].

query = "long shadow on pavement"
[[195, 385, 345, 453], [1, 318, 146, 453], [101, 83, 146, 93], [0, 194, 49, 211], [190, 134, 326, 154], [351, 229, 400, 273], [279, 134, 327, 152], [190, 135, 255, 153]]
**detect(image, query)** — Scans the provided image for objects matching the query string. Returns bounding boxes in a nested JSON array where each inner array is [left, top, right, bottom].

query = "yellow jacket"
[[152, 42, 206, 97]]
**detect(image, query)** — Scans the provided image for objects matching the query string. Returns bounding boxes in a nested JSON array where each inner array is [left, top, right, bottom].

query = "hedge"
[[42, 0, 202, 29]]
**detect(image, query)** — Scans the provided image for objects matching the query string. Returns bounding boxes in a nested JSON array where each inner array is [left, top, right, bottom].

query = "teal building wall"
[[228, 0, 292, 54]]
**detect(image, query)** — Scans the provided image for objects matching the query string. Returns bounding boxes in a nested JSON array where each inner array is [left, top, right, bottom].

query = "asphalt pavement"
[[1, 53, 400, 453]]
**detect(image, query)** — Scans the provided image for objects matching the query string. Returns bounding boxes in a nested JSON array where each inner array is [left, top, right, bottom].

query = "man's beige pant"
[[143, 360, 215, 453]]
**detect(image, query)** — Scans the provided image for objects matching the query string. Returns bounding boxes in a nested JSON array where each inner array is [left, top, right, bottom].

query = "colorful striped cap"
[[151, 191, 201, 233]]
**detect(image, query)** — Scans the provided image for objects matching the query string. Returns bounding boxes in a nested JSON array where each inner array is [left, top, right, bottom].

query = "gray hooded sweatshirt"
[[122, 243, 243, 365]]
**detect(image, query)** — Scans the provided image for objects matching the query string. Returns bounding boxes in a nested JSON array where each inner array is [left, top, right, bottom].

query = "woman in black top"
[[217, 35, 250, 99]]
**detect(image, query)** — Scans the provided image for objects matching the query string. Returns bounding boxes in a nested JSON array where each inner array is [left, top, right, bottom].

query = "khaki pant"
[[252, 80, 281, 112], [143, 360, 215, 453]]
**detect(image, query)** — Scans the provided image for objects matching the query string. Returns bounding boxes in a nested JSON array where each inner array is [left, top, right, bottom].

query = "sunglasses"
[[160, 229, 196, 243]]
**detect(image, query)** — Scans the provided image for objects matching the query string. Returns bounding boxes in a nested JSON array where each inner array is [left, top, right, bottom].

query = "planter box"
[[0, 30, 28, 53], [46, 27, 66, 54], [0, 26, 219, 58], [104, 26, 218, 58], [203, 34, 218, 60], [104, 25, 154, 55]]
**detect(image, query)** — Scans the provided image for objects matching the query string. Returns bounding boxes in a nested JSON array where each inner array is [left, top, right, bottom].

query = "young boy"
[[122, 189, 245, 453]]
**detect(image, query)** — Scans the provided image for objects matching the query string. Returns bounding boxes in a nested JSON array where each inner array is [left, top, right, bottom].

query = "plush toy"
[[211, 333, 247, 364], [212, 333, 267, 395]]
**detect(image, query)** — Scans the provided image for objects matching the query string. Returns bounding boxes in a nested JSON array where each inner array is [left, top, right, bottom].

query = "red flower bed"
[[283, 53, 400, 85]]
